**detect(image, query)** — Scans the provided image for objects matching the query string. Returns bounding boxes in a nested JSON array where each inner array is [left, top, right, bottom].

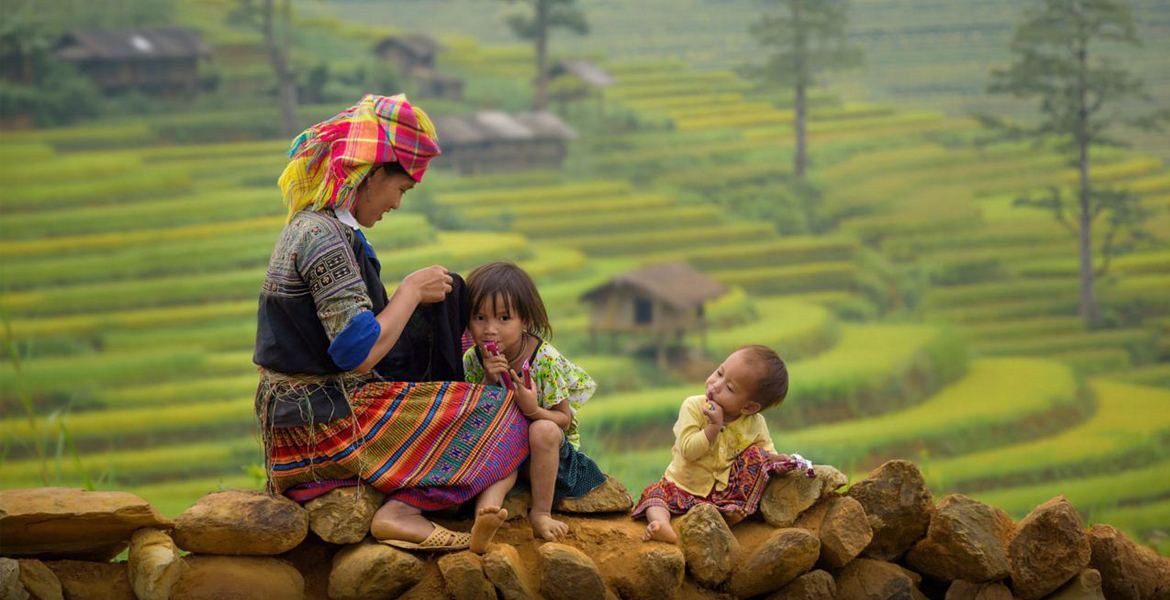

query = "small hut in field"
[[581, 262, 727, 367], [54, 28, 212, 96], [373, 34, 445, 76], [431, 111, 577, 174], [548, 58, 614, 113]]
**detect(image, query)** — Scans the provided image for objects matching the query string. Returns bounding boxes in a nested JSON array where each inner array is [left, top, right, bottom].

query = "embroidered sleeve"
[[291, 214, 376, 362], [675, 396, 712, 461], [463, 347, 485, 384], [530, 344, 596, 412]]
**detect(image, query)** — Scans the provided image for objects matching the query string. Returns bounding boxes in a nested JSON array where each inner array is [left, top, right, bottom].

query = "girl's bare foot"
[[643, 520, 678, 543], [529, 510, 569, 541], [470, 505, 508, 553]]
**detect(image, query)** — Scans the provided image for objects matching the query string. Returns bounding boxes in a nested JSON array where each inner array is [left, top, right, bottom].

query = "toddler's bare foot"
[[470, 506, 508, 553], [723, 509, 747, 526], [529, 510, 569, 542], [643, 520, 678, 543]]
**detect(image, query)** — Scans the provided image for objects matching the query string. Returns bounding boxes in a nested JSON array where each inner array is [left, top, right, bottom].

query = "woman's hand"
[[401, 265, 452, 304], [481, 350, 509, 387], [510, 368, 539, 417], [701, 400, 725, 427]]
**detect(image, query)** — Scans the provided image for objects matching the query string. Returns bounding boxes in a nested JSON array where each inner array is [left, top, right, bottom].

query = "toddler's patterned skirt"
[[631, 445, 777, 519]]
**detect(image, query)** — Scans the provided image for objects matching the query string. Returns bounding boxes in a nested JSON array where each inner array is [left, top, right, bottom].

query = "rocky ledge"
[[1, 461, 1166, 600]]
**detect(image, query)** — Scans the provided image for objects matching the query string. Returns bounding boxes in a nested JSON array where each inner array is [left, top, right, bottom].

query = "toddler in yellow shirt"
[[632, 344, 793, 543]]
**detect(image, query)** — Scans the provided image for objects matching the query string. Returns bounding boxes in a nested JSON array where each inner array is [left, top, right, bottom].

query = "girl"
[[464, 261, 608, 541], [633, 345, 793, 543]]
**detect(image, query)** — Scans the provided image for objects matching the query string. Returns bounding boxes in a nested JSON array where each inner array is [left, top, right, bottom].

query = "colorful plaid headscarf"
[[277, 93, 441, 221]]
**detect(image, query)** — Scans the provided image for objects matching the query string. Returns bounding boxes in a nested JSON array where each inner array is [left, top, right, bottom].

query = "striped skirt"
[[266, 381, 529, 510]]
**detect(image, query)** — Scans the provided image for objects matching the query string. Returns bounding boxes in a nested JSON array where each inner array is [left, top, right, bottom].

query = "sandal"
[[380, 523, 471, 552]]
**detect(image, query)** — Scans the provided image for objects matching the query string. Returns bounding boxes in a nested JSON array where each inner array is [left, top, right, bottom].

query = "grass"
[[971, 459, 1170, 518], [694, 297, 839, 362]]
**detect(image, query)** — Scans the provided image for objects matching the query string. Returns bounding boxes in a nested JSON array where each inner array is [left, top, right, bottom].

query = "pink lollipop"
[[483, 340, 514, 390]]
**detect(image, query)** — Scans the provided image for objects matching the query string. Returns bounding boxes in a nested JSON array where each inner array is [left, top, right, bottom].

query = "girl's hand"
[[481, 350, 509, 387], [401, 265, 452, 304], [510, 367, 539, 417], [702, 400, 725, 427]]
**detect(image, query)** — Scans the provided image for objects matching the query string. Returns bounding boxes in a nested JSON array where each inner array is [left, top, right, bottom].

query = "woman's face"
[[353, 166, 415, 227]]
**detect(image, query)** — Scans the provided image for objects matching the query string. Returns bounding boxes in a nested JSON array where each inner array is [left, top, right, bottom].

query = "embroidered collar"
[[334, 207, 361, 230]]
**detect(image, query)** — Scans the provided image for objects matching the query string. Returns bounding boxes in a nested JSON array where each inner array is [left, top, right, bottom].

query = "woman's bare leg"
[[642, 506, 678, 543], [527, 419, 570, 541], [469, 468, 517, 553], [370, 499, 434, 542]]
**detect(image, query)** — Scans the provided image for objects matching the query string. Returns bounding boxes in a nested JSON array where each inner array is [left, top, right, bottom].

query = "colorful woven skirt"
[[266, 381, 529, 510], [631, 445, 777, 519]]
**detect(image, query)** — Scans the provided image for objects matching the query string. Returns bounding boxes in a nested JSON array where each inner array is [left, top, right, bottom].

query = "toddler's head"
[[465, 261, 551, 351], [705, 344, 789, 420]]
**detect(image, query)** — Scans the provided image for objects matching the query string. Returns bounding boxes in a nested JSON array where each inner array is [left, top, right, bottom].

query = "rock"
[[1, 558, 30, 600], [817, 495, 874, 569], [728, 528, 821, 598], [17, 559, 62, 600], [945, 580, 1014, 600], [765, 569, 836, 600], [502, 486, 531, 521], [1088, 524, 1170, 600], [905, 494, 1015, 583], [835, 558, 916, 600], [328, 539, 425, 600], [846, 460, 934, 561], [895, 566, 930, 600], [1047, 569, 1106, 600], [173, 489, 308, 555], [613, 545, 685, 600], [483, 544, 537, 600], [278, 534, 341, 600], [1009, 496, 1091, 600], [304, 485, 383, 544], [128, 528, 188, 600], [171, 556, 303, 600], [538, 543, 606, 600], [759, 464, 847, 527], [44, 560, 135, 600], [438, 551, 495, 600], [0, 488, 172, 560], [553, 475, 633, 513], [677, 503, 739, 588]]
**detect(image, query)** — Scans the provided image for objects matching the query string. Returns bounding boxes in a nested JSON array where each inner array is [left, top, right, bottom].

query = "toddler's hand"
[[765, 451, 791, 469], [511, 367, 539, 417], [702, 400, 724, 427]]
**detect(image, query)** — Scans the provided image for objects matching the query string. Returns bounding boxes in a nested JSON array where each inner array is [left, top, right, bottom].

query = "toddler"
[[464, 261, 608, 541], [632, 344, 792, 542]]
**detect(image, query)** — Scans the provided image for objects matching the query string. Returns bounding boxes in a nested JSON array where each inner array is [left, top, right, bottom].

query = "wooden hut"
[[413, 68, 464, 101], [548, 58, 614, 112], [581, 263, 727, 367], [431, 111, 576, 175], [373, 34, 445, 76], [53, 28, 212, 96]]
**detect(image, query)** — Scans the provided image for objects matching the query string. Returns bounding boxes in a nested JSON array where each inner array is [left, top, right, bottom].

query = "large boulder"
[[1008, 496, 1091, 600], [328, 539, 425, 600], [43, 560, 135, 600], [906, 494, 1015, 583], [801, 495, 873, 569], [553, 475, 633, 513], [173, 489, 308, 555], [304, 485, 383, 545], [676, 503, 739, 588], [1088, 524, 1170, 600], [759, 465, 848, 527], [728, 528, 820, 598], [438, 551, 495, 600], [483, 544, 537, 600], [612, 545, 685, 600], [847, 460, 934, 561], [765, 569, 836, 600], [834, 558, 915, 600], [538, 543, 606, 600], [1, 558, 29, 600], [170, 556, 303, 600], [128, 528, 188, 600], [945, 581, 1014, 600], [17, 559, 62, 600], [1047, 569, 1106, 600], [0, 488, 172, 560]]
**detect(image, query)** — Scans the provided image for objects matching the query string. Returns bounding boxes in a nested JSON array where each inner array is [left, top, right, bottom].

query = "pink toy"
[[782, 453, 817, 478], [483, 340, 514, 390]]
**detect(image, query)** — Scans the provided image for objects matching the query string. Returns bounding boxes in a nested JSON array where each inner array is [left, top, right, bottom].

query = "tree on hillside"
[[235, 0, 299, 137], [502, 0, 589, 111], [984, 0, 1167, 324], [744, 0, 861, 178]]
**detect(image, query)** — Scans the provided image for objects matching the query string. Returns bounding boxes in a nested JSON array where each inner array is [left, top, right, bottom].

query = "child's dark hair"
[[737, 344, 788, 410], [466, 261, 551, 339]]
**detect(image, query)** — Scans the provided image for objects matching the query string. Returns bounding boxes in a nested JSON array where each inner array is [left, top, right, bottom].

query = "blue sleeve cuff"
[[328, 311, 381, 371]]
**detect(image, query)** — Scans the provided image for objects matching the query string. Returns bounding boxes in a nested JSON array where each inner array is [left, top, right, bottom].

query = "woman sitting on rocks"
[[253, 94, 528, 552]]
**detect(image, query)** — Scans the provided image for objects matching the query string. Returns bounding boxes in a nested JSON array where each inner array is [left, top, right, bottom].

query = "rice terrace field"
[[2, 0, 1169, 556]]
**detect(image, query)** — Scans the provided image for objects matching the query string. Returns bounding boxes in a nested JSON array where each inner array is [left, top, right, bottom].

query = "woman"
[[253, 94, 528, 552]]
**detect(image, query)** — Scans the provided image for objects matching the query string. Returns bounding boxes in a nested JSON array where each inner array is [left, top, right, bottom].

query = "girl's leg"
[[642, 506, 678, 543], [370, 499, 435, 542], [469, 468, 518, 553], [527, 419, 570, 541]]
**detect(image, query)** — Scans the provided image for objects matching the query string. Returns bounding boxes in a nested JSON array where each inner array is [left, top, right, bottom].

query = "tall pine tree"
[[744, 0, 860, 178], [986, 0, 1165, 323], [503, 0, 588, 111]]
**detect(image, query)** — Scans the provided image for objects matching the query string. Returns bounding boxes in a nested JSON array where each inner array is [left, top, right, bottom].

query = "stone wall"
[[1, 461, 1167, 600]]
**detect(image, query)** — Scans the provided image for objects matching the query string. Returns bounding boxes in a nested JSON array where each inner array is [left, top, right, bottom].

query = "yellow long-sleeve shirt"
[[663, 395, 776, 497]]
